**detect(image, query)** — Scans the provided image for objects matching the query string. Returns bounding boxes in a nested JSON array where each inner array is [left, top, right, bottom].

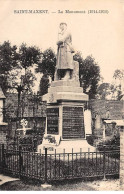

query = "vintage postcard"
[[0, 0, 124, 191]]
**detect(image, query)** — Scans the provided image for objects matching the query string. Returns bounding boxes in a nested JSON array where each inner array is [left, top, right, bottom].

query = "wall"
[[0, 126, 8, 144], [4, 93, 124, 139], [7, 117, 46, 139]]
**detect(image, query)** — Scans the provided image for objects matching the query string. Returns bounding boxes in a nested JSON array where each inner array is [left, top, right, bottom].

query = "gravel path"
[[0, 174, 19, 186], [0, 174, 122, 191], [86, 179, 121, 191]]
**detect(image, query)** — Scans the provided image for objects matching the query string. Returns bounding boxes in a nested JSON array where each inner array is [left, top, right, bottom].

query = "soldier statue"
[[55, 23, 78, 81]]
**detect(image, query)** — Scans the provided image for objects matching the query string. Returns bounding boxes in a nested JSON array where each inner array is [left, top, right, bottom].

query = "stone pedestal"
[[38, 79, 95, 154], [43, 80, 88, 103], [46, 102, 85, 139]]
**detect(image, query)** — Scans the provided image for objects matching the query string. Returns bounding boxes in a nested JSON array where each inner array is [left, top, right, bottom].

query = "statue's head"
[[59, 22, 67, 30]]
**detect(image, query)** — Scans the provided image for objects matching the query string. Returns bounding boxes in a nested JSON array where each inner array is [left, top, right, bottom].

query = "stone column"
[[120, 126, 124, 190], [59, 105, 63, 138], [103, 123, 106, 139], [84, 109, 92, 136], [0, 99, 3, 123], [45, 116, 47, 134]]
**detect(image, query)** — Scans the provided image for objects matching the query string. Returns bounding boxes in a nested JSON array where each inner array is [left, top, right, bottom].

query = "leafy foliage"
[[20, 70, 36, 93], [113, 69, 124, 80], [0, 41, 42, 94], [97, 133, 120, 156], [35, 48, 56, 80], [113, 69, 124, 100], [73, 53, 100, 99], [96, 82, 123, 100], [0, 41, 19, 93], [0, 41, 101, 99], [0, 41, 19, 74], [96, 83, 112, 100], [19, 43, 41, 71], [86, 135, 98, 146], [39, 74, 49, 96]]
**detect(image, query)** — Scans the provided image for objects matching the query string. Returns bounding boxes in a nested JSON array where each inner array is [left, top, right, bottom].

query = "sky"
[[0, 0, 124, 85]]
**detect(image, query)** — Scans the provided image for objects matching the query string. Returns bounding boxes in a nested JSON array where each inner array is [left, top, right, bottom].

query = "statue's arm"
[[57, 31, 71, 45]]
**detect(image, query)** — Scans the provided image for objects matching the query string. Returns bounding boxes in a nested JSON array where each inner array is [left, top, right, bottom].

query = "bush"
[[97, 133, 120, 159], [97, 133, 120, 148], [86, 135, 98, 146]]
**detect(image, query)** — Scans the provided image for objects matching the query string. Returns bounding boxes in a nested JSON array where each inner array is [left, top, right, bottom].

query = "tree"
[[74, 53, 100, 99], [113, 69, 124, 81], [12, 43, 42, 95], [113, 69, 124, 100], [20, 69, 36, 94], [0, 41, 19, 94], [36, 48, 56, 80], [19, 43, 42, 73], [0, 41, 19, 74], [96, 83, 112, 100], [96, 82, 123, 100], [113, 69, 124, 91], [36, 48, 56, 96], [39, 74, 49, 96], [0, 42, 41, 94]]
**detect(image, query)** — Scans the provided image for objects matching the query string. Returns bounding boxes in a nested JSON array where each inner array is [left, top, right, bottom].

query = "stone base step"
[[51, 80, 80, 87], [37, 139, 95, 155]]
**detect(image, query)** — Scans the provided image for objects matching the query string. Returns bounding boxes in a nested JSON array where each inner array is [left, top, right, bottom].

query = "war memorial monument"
[[38, 23, 94, 153]]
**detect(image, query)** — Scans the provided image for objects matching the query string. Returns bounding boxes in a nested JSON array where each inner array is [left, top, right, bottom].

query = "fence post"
[[72, 148, 73, 177], [19, 145, 22, 178], [45, 148, 48, 183], [2, 144, 5, 171], [41, 148, 52, 188], [103, 145, 107, 180]]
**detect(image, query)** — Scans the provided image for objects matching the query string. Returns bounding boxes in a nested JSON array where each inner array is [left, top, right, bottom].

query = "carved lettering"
[[47, 108, 59, 134], [63, 106, 85, 139]]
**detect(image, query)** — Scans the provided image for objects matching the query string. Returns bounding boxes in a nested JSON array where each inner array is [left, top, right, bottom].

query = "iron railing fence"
[[0, 144, 120, 183]]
